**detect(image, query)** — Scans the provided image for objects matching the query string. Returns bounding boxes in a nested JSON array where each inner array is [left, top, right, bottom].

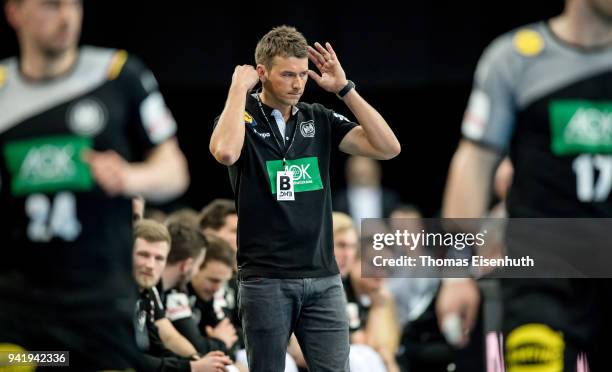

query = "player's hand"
[[190, 351, 232, 372], [83, 150, 131, 197], [435, 278, 480, 348], [231, 65, 260, 92], [307, 42, 348, 94], [206, 318, 238, 349]]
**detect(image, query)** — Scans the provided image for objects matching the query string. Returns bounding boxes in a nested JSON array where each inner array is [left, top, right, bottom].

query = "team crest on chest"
[[299, 120, 315, 138], [67, 98, 108, 137]]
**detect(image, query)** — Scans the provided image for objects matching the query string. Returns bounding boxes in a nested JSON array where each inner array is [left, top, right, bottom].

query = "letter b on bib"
[[276, 171, 295, 201]]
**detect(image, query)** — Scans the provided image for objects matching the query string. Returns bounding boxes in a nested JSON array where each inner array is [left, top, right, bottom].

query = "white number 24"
[[25, 192, 82, 242]]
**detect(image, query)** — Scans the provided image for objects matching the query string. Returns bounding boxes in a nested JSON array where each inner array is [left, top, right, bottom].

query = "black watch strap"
[[336, 80, 355, 99]]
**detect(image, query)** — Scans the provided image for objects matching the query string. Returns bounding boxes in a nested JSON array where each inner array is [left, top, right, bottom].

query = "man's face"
[[334, 229, 358, 276], [133, 238, 169, 289], [205, 214, 238, 252], [7, 0, 83, 57], [260, 56, 309, 107], [191, 260, 233, 301], [346, 156, 381, 187]]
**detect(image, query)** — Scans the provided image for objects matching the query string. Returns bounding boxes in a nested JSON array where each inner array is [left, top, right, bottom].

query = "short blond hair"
[[332, 212, 355, 236], [255, 25, 308, 70], [134, 219, 171, 246]]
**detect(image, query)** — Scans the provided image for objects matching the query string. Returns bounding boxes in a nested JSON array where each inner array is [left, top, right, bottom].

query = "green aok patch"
[[549, 100, 612, 155], [3, 135, 94, 195], [266, 157, 323, 194]]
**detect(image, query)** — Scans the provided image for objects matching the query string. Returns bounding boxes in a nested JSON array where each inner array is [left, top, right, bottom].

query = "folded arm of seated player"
[[156, 317, 199, 358]]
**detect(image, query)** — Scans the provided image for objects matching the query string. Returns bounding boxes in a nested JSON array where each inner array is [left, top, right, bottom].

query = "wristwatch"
[[336, 80, 355, 99]]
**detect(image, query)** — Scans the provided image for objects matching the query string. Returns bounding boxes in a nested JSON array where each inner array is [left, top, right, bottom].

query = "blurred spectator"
[[334, 155, 401, 231], [344, 253, 400, 372], [332, 211, 359, 277], [383, 206, 452, 372], [386, 206, 440, 329]]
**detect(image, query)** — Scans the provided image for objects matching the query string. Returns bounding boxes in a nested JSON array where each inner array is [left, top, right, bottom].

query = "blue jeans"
[[238, 274, 350, 372]]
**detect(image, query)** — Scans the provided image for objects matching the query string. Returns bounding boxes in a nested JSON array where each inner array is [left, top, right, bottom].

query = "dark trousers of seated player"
[[502, 279, 612, 372], [0, 302, 145, 371]]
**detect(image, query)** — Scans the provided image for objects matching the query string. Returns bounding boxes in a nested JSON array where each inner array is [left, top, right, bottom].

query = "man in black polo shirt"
[[209, 25, 401, 371]]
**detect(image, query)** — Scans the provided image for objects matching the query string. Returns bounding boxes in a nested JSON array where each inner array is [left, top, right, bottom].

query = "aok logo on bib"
[[3, 135, 94, 196], [266, 157, 323, 194], [550, 100, 612, 155]]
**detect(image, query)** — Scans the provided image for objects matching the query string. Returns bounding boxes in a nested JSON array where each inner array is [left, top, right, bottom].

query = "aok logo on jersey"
[[3, 136, 93, 195], [288, 163, 313, 186], [20, 144, 76, 180], [550, 101, 612, 155], [266, 156, 323, 194]]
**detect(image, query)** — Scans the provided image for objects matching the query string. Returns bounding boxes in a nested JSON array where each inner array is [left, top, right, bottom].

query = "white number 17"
[[573, 154, 612, 202]]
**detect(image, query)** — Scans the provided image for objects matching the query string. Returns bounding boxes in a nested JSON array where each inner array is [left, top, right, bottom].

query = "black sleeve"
[[116, 52, 177, 160], [171, 316, 229, 356], [321, 105, 359, 149]]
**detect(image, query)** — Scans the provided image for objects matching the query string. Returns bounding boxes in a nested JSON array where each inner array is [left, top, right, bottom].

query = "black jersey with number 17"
[[462, 22, 612, 217], [0, 47, 177, 311]]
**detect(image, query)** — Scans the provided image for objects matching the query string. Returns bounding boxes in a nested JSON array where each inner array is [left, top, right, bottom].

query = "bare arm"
[[307, 42, 400, 160], [338, 90, 401, 160], [442, 139, 501, 218], [436, 139, 501, 347], [155, 317, 199, 358], [366, 289, 400, 357], [209, 65, 260, 166], [86, 138, 189, 202]]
